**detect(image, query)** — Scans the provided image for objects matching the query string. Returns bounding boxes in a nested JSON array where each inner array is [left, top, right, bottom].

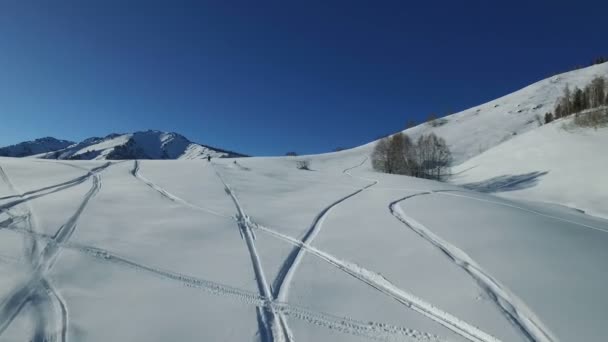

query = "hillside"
[[450, 114, 608, 219], [354, 62, 608, 165], [347, 63, 608, 218]]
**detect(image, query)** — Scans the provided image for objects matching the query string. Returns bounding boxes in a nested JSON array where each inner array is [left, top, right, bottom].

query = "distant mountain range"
[[0, 131, 245, 160], [0, 137, 75, 158]]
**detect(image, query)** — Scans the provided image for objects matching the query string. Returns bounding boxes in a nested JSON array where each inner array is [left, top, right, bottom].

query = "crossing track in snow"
[[272, 158, 377, 307], [3, 216, 438, 342], [212, 165, 291, 342], [0, 162, 108, 341], [389, 191, 557, 342], [0, 164, 68, 342], [254, 222, 500, 342], [131, 160, 231, 219], [0, 163, 110, 212]]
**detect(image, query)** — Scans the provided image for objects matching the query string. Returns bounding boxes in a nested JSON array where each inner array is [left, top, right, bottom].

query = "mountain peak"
[[0, 130, 245, 160], [0, 137, 75, 158]]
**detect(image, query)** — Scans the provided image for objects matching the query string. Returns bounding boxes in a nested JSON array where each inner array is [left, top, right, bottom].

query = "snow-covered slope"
[[0, 137, 74, 157], [341, 63, 608, 218], [31, 130, 244, 160], [0, 154, 607, 342], [354, 62, 608, 165], [451, 115, 608, 219]]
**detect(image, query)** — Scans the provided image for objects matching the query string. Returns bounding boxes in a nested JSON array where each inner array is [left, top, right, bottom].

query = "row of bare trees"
[[545, 76, 608, 123], [372, 132, 452, 181]]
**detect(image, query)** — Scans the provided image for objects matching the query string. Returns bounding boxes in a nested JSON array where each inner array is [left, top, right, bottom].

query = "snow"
[[451, 116, 608, 219], [1, 151, 607, 342]]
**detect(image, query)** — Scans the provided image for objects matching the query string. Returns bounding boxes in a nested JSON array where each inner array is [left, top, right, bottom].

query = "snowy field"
[[1, 152, 607, 342]]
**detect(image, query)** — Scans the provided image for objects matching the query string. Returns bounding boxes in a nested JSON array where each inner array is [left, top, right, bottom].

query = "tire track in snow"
[[390, 192, 557, 342], [0, 164, 106, 341], [4, 223, 435, 342], [212, 166, 290, 342], [131, 160, 231, 219]]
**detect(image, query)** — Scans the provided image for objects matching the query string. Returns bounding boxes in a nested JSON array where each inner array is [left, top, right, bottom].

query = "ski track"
[[3, 223, 437, 342], [272, 158, 377, 305], [212, 166, 290, 342], [0, 163, 107, 341], [389, 192, 557, 342], [131, 160, 231, 219]]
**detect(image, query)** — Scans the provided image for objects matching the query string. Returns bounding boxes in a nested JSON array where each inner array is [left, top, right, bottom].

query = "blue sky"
[[0, 0, 606, 156]]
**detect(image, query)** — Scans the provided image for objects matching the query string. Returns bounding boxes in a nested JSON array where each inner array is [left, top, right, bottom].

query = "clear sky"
[[0, 0, 606, 156]]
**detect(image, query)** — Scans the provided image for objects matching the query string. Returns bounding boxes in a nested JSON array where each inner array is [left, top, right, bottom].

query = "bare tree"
[[590, 77, 606, 108], [371, 137, 391, 173], [296, 160, 311, 170], [415, 133, 452, 181], [559, 85, 572, 117], [373, 132, 451, 181]]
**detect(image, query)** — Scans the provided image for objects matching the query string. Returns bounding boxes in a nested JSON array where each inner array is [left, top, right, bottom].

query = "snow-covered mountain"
[[0, 137, 74, 157], [342, 62, 608, 217], [29, 130, 244, 160], [354, 62, 608, 165]]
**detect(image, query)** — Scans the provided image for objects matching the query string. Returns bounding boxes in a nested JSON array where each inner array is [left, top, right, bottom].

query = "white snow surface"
[[0, 152, 607, 342]]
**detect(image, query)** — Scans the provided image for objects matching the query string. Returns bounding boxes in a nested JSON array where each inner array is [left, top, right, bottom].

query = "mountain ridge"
[[0, 137, 75, 158], [0, 130, 245, 160]]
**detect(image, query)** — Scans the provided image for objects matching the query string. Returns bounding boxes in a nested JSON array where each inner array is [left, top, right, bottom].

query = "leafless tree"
[[296, 159, 311, 170], [371, 137, 391, 173], [415, 133, 452, 181], [590, 77, 606, 108], [372, 132, 451, 181]]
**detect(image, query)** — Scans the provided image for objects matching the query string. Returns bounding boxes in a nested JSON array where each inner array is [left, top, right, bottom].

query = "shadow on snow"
[[461, 171, 549, 193]]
